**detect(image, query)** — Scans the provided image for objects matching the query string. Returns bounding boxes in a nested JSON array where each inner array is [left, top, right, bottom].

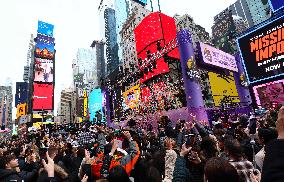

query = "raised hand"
[[42, 152, 54, 177]]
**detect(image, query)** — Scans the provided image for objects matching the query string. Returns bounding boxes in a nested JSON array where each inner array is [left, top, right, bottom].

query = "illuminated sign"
[[123, 85, 140, 110], [17, 103, 26, 118], [38, 21, 54, 37], [15, 82, 28, 107], [237, 15, 284, 84], [253, 79, 284, 107], [208, 72, 240, 107], [35, 43, 55, 60], [33, 83, 53, 110], [36, 34, 55, 46], [34, 58, 54, 82], [84, 98, 88, 117], [134, 12, 180, 82], [89, 89, 104, 122], [198, 42, 238, 72], [269, 0, 284, 12]]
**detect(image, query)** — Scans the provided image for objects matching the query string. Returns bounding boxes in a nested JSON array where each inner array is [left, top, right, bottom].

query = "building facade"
[[58, 88, 76, 124], [90, 40, 106, 86], [0, 86, 13, 130]]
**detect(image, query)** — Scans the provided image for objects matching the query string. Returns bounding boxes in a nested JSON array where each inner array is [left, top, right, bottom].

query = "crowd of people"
[[0, 106, 284, 182]]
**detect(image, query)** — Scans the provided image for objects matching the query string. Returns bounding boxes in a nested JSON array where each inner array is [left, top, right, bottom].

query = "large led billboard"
[[253, 79, 284, 107], [15, 82, 28, 107], [237, 15, 284, 84], [208, 72, 240, 107], [36, 34, 55, 46], [35, 43, 55, 60], [38, 21, 54, 37], [198, 42, 238, 72], [269, 0, 284, 12], [134, 12, 180, 82], [123, 85, 140, 110], [33, 83, 53, 110], [34, 58, 54, 82], [89, 89, 104, 122]]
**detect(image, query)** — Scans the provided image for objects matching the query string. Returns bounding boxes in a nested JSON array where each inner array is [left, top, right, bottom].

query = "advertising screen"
[[208, 72, 240, 107], [134, 0, 147, 5], [34, 58, 54, 82], [237, 15, 284, 84], [15, 82, 28, 107], [89, 89, 104, 122], [134, 12, 179, 82], [253, 79, 284, 107], [198, 42, 238, 72], [17, 103, 26, 118], [38, 21, 54, 37], [123, 85, 140, 110], [33, 83, 53, 110], [269, 0, 284, 12], [36, 34, 55, 46], [35, 43, 55, 60]]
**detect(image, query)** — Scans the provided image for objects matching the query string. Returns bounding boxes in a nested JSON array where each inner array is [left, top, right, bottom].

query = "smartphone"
[[185, 134, 195, 148]]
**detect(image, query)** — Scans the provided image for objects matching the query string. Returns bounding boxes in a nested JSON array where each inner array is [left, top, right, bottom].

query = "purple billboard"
[[198, 42, 238, 72]]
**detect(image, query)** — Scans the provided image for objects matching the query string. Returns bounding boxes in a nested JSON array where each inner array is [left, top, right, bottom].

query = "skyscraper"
[[91, 40, 106, 86], [0, 86, 13, 130]]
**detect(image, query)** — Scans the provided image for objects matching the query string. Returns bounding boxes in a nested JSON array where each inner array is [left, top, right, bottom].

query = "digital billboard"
[[198, 42, 238, 72], [134, 12, 180, 82], [89, 89, 104, 122], [15, 82, 28, 107], [237, 15, 284, 84], [253, 79, 284, 107], [33, 83, 53, 110], [36, 34, 55, 46], [17, 103, 26, 118], [123, 85, 140, 110], [269, 0, 284, 12], [208, 72, 240, 107], [34, 58, 54, 82], [38, 21, 54, 37], [35, 42, 55, 60]]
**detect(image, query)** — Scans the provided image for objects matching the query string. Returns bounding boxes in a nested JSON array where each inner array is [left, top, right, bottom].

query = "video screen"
[[34, 58, 54, 82], [253, 80, 284, 107], [33, 83, 53, 110], [35, 43, 55, 60], [123, 85, 140, 110]]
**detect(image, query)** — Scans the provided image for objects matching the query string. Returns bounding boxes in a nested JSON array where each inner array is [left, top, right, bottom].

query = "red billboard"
[[134, 12, 180, 82], [33, 83, 53, 110]]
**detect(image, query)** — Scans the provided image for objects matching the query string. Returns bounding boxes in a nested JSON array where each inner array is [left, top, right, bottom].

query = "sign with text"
[[237, 15, 284, 84], [198, 42, 238, 72]]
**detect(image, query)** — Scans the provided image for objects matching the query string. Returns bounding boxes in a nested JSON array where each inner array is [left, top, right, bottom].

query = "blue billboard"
[[134, 0, 147, 5], [89, 89, 104, 123], [38, 21, 54, 37], [269, 0, 284, 12], [15, 82, 28, 107]]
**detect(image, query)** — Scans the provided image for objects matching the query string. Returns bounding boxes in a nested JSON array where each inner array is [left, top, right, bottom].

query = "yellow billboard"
[[123, 85, 140, 110], [17, 103, 26, 118], [208, 72, 240, 107], [83, 97, 88, 117]]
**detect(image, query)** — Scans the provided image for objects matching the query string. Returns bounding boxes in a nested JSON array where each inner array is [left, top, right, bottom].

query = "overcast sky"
[[0, 0, 237, 118]]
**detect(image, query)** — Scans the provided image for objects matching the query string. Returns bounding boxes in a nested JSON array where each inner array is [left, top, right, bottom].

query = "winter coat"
[[172, 156, 190, 182], [37, 164, 69, 182], [163, 150, 177, 182], [261, 139, 284, 182]]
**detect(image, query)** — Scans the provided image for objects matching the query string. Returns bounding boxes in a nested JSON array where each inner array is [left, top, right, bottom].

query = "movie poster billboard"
[[253, 79, 284, 107], [208, 72, 240, 107], [198, 42, 238, 72], [35, 43, 55, 60], [237, 15, 284, 84], [33, 83, 53, 110], [123, 85, 140, 110], [34, 58, 54, 82]]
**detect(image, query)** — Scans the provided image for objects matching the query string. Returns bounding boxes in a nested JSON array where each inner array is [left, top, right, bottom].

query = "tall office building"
[[0, 86, 13, 130], [175, 14, 211, 48], [58, 88, 76, 124], [120, 2, 150, 85], [23, 34, 35, 83], [215, 0, 270, 28], [73, 48, 98, 88], [91, 40, 106, 86]]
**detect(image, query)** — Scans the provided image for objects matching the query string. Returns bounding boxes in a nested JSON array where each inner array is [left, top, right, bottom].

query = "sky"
[[0, 0, 237, 118]]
